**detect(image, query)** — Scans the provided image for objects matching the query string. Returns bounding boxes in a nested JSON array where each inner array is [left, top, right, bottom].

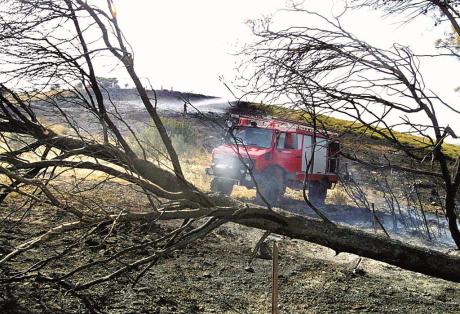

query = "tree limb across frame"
[[238, 3, 460, 248], [0, 1, 459, 300]]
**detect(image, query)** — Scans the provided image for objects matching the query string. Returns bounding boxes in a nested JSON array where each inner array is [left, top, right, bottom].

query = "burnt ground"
[[1, 96, 459, 313], [1, 197, 459, 314]]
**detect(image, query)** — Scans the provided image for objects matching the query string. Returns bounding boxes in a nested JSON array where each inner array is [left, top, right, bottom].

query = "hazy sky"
[[115, 0, 458, 95], [113, 0, 459, 136], [115, 0, 287, 95]]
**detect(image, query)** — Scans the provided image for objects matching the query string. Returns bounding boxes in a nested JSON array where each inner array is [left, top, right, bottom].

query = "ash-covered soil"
[[2, 91, 458, 313], [1, 215, 459, 314]]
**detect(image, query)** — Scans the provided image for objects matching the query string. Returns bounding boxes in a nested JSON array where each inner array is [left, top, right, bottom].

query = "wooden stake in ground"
[[272, 241, 279, 314], [372, 203, 390, 238]]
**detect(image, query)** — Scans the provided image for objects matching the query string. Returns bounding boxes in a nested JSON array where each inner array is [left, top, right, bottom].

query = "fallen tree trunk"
[[4, 202, 458, 283], [225, 206, 460, 283], [125, 203, 459, 283], [150, 204, 460, 282]]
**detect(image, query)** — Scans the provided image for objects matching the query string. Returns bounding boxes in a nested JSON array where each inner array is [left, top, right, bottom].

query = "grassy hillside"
[[239, 103, 460, 160]]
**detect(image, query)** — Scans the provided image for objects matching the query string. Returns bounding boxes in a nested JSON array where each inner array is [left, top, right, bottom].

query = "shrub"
[[327, 188, 349, 206], [132, 117, 200, 163]]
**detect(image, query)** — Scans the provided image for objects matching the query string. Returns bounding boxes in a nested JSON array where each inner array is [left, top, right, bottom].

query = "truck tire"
[[308, 180, 328, 206], [256, 168, 285, 206], [210, 178, 233, 195]]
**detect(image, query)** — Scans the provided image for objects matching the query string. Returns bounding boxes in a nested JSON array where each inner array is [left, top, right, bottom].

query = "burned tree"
[[0, 1, 459, 310], [239, 3, 460, 248], [351, 0, 460, 35]]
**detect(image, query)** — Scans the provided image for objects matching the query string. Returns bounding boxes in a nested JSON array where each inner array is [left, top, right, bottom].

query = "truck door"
[[301, 135, 328, 174], [273, 132, 302, 173]]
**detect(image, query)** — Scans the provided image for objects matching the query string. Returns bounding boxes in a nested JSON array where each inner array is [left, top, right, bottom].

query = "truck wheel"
[[256, 168, 285, 206], [210, 178, 233, 195], [308, 180, 328, 206]]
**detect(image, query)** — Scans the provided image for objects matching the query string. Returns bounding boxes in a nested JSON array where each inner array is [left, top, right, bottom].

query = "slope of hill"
[[230, 102, 460, 160]]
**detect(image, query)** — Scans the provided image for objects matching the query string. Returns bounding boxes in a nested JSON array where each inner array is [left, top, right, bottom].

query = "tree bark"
[[223, 206, 460, 283], [3, 204, 459, 282], [114, 205, 460, 282], [445, 190, 460, 248]]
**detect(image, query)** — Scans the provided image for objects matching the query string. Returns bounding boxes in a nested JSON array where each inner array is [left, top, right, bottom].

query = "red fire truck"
[[206, 115, 340, 205]]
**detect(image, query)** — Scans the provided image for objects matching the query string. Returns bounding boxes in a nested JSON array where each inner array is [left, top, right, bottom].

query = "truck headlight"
[[243, 158, 255, 170], [212, 154, 232, 167]]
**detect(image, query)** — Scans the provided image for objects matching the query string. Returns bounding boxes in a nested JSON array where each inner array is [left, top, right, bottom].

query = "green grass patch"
[[247, 103, 460, 159]]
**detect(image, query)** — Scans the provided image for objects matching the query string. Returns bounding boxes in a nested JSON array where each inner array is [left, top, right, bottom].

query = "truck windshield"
[[231, 127, 273, 148]]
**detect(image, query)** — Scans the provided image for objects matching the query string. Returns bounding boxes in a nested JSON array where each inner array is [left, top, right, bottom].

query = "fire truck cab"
[[206, 115, 339, 205]]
